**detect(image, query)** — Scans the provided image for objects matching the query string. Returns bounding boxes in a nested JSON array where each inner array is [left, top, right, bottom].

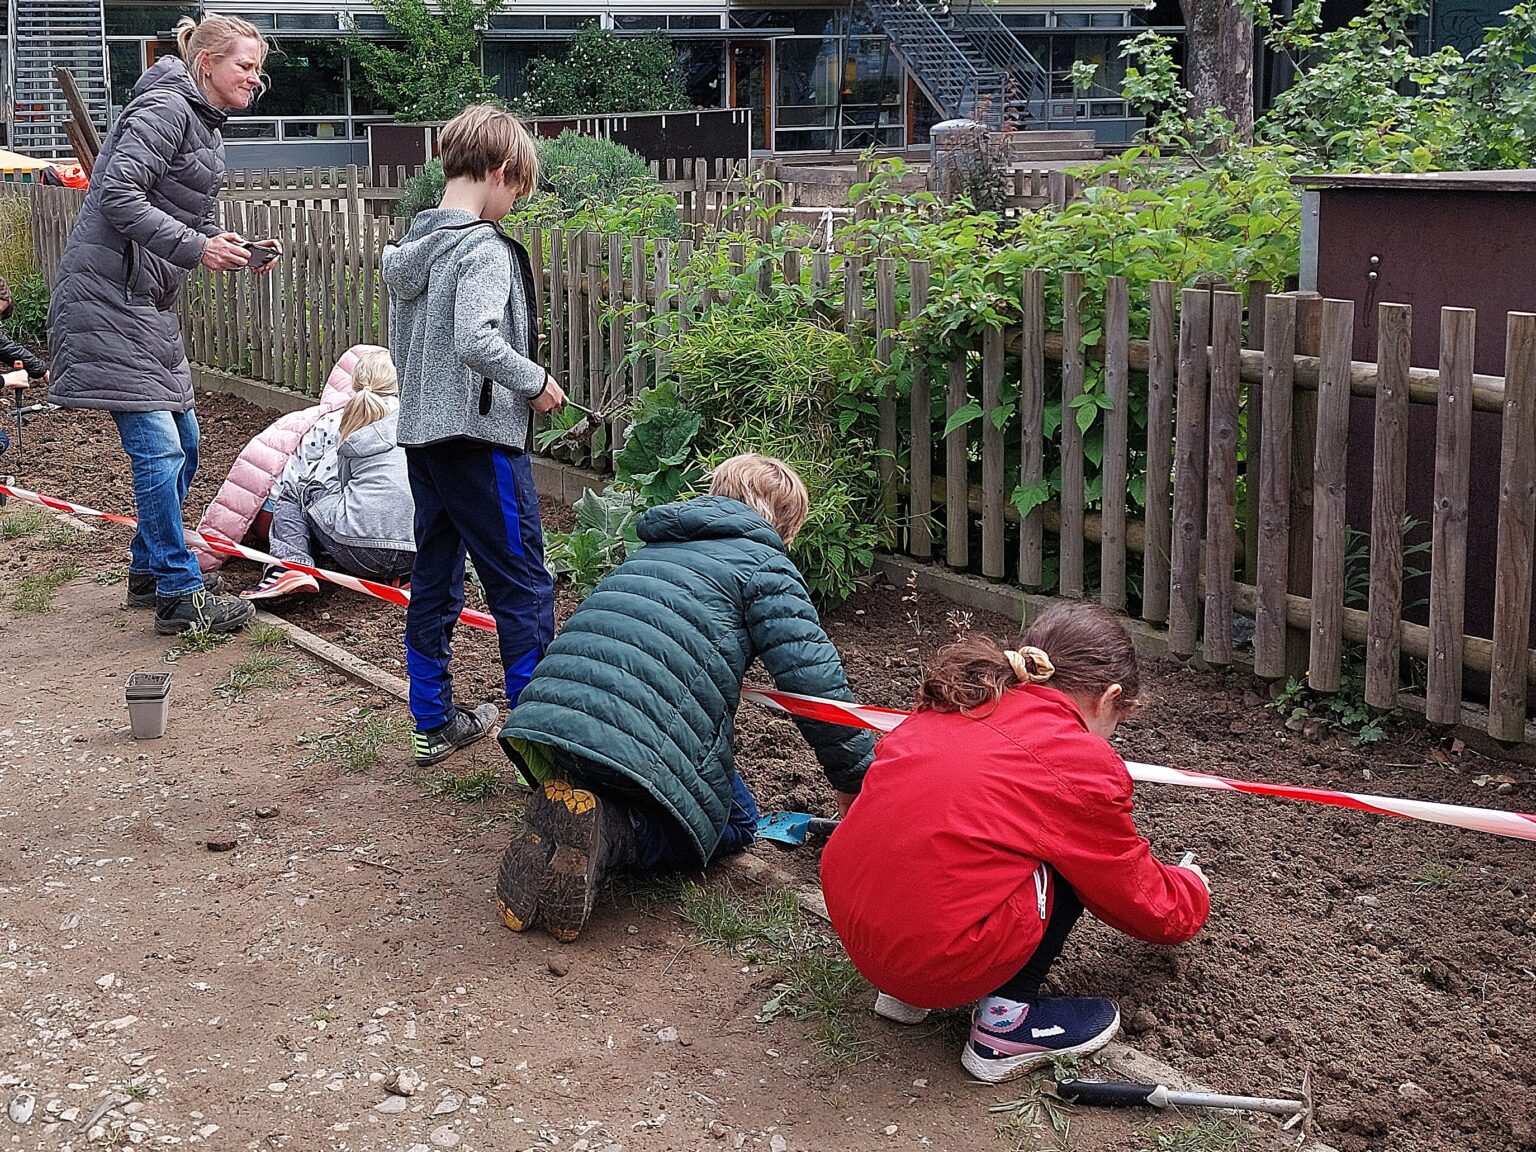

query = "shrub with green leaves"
[[520, 26, 687, 117], [0, 196, 47, 345]]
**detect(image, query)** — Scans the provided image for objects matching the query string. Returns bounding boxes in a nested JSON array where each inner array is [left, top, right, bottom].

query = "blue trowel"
[[756, 811, 840, 847]]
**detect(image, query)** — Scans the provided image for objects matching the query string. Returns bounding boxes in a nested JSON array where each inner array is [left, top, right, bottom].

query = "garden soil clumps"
[[17, 388, 1536, 1152]]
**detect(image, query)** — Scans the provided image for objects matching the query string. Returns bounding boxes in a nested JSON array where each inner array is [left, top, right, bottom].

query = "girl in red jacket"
[[821, 600, 1211, 1084]]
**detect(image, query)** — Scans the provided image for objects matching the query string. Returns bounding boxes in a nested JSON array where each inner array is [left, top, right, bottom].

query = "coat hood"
[[381, 208, 495, 303], [338, 404, 401, 459], [636, 496, 786, 552], [133, 55, 227, 129]]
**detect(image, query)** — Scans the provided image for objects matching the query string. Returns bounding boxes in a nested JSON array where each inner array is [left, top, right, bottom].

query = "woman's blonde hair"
[[707, 454, 810, 545], [175, 12, 270, 94], [438, 104, 540, 199], [338, 350, 399, 442]]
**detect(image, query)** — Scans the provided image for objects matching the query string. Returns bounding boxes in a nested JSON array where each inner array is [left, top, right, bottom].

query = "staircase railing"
[[864, 0, 1010, 127], [950, 0, 1052, 122]]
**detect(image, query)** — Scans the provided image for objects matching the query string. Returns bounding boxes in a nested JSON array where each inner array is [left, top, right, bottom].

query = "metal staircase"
[[5, 0, 110, 159], [863, 0, 1050, 129]]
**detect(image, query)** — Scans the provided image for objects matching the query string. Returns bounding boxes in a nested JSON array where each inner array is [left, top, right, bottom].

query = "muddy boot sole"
[[536, 780, 606, 943], [495, 820, 554, 933]]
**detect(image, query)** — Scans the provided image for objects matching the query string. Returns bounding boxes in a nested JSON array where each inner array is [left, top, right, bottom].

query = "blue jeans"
[[630, 771, 761, 872], [111, 408, 202, 599]]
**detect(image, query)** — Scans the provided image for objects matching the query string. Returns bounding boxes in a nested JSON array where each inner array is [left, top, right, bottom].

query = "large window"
[[677, 40, 726, 108], [774, 36, 839, 150], [770, 35, 906, 153], [481, 39, 563, 105], [248, 38, 346, 117]]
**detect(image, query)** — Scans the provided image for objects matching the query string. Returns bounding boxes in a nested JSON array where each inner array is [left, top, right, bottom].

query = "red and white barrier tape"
[[744, 687, 1536, 844], [7, 480, 1535, 844]]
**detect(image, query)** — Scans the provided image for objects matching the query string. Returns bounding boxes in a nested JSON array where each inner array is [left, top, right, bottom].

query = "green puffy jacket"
[[500, 495, 875, 863]]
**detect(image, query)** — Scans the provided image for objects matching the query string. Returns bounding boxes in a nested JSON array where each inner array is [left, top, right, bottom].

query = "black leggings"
[[990, 866, 1085, 1002]]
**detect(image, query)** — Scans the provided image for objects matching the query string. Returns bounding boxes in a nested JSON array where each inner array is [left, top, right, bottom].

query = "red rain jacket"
[[821, 683, 1210, 1010]]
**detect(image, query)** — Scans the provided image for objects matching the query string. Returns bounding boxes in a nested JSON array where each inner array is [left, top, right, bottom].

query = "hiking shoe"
[[495, 813, 556, 933], [961, 996, 1121, 1084], [536, 779, 635, 944], [153, 589, 255, 636], [411, 703, 498, 767], [240, 566, 320, 600], [129, 569, 225, 607], [873, 992, 931, 1025]]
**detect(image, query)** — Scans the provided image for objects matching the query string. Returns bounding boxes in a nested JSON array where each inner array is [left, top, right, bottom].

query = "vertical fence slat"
[[908, 260, 934, 560], [945, 356, 969, 571], [1100, 275, 1130, 611], [1490, 313, 1536, 741], [1018, 269, 1046, 588], [1242, 279, 1270, 584], [607, 232, 626, 456], [549, 229, 566, 385], [566, 231, 584, 407], [1287, 293, 1324, 677], [1364, 303, 1412, 709], [1254, 294, 1297, 678], [1142, 280, 1176, 623], [1308, 298, 1357, 692], [981, 320, 1005, 579], [585, 233, 603, 411], [1426, 307, 1476, 723], [1169, 288, 1212, 657], [1202, 290, 1243, 666], [1059, 271, 1086, 598], [875, 258, 900, 534], [626, 234, 647, 435]]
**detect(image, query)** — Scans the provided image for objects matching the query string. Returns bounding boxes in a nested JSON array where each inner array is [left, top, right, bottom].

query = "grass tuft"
[[992, 1075, 1075, 1151], [678, 878, 872, 1064], [0, 510, 48, 540], [300, 708, 409, 773], [244, 620, 290, 650], [1135, 1117, 1251, 1152], [413, 767, 510, 803], [218, 652, 292, 702], [12, 562, 80, 611], [164, 626, 232, 663]]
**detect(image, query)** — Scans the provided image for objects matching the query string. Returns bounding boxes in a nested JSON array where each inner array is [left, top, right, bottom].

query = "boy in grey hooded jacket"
[[381, 105, 566, 767]]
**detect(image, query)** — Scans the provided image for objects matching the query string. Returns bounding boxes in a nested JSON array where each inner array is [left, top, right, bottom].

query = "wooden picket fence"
[[19, 182, 1536, 742]]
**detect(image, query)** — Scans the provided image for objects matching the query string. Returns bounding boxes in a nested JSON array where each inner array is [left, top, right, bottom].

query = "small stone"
[[1125, 1007, 1158, 1035], [406, 1146, 429, 1152], [708, 1119, 729, 1139], [428, 1125, 461, 1148], [254, 805, 279, 818], [547, 960, 569, 978], [206, 837, 238, 853], [468, 1056, 484, 1068], [9, 1093, 35, 1124], [912, 1079, 928, 1089], [374, 1096, 408, 1115], [58, 914, 80, 932], [626, 924, 639, 935], [1354, 895, 1380, 908], [1398, 1081, 1429, 1102], [770, 1136, 788, 1152], [197, 1124, 220, 1138], [96, 972, 116, 991], [267, 1081, 288, 1093], [656, 1026, 679, 1043], [884, 1125, 900, 1136], [432, 1093, 463, 1117], [87, 1125, 107, 1142], [384, 1069, 421, 1097]]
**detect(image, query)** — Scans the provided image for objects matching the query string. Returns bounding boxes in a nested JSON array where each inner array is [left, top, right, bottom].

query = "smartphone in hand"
[[241, 240, 279, 271]]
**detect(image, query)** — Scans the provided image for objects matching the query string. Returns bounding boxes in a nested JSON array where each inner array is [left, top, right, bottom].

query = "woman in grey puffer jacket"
[[47, 13, 280, 636]]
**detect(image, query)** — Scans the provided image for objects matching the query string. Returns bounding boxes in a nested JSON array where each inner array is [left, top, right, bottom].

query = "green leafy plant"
[[349, 0, 502, 122], [546, 487, 642, 597], [1271, 657, 1391, 745], [218, 652, 293, 702], [414, 767, 509, 802], [300, 708, 410, 773], [520, 26, 687, 117]]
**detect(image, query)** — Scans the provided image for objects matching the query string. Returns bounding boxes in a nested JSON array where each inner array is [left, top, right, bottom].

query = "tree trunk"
[[1182, 0, 1255, 142]]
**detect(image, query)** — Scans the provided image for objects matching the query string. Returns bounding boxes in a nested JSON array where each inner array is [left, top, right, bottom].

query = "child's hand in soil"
[[1179, 861, 1211, 892], [834, 790, 858, 818]]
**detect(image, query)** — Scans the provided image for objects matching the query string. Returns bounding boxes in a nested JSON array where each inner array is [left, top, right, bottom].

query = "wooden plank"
[[1287, 292, 1324, 677], [362, 206, 379, 348], [876, 258, 900, 532], [1059, 272, 1086, 598], [945, 356, 969, 570], [1168, 288, 1212, 657], [1018, 269, 1046, 589], [1425, 307, 1475, 722], [908, 260, 934, 560], [813, 250, 830, 293], [585, 232, 602, 414], [1490, 312, 1536, 741], [1100, 276, 1130, 612], [548, 229, 566, 385], [566, 230, 583, 407], [1241, 280, 1270, 583], [607, 232, 625, 455], [1307, 298, 1357, 692], [1202, 291, 1244, 666], [653, 237, 672, 377], [675, 239, 695, 337], [1364, 303, 1412, 709], [1142, 281, 1176, 623], [843, 253, 864, 330], [980, 320, 1006, 579], [628, 234, 647, 414], [1253, 295, 1298, 679]]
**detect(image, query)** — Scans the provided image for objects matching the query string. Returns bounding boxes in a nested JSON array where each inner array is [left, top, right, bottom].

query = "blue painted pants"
[[630, 772, 761, 872], [112, 408, 203, 599], [403, 441, 554, 731]]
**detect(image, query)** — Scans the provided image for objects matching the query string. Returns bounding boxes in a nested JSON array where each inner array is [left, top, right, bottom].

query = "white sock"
[[976, 995, 1029, 1029]]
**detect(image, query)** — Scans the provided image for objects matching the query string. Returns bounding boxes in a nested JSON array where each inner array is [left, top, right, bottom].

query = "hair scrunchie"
[[1005, 646, 1056, 684]]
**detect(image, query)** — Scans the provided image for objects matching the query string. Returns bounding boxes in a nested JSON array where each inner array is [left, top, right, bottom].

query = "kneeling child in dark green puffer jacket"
[[496, 454, 875, 942]]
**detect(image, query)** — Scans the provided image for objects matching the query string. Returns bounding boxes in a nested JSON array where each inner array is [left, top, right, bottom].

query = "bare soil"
[[7, 388, 1536, 1152]]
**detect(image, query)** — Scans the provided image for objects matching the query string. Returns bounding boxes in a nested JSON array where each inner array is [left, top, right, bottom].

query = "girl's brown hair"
[[915, 600, 1141, 715]]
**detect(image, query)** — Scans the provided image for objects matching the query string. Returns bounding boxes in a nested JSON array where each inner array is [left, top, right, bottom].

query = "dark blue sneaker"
[[961, 996, 1121, 1083]]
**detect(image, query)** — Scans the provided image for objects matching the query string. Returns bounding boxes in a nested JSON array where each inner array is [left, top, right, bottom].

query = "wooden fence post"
[[908, 261, 935, 560], [1059, 271, 1087, 598], [1100, 275, 1130, 611], [1169, 288, 1212, 657], [1142, 280, 1176, 623], [1307, 298, 1356, 692], [1426, 307, 1476, 723], [1018, 269, 1046, 589], [1490, 312, 1536, 741], [981, 313, 1006, 580], [1364, 303, 1412, 709], [945, 354, 970, 571], [1202, 290, 1243, 666], [1253, 294, 1297, 679], [875, 257, 901, 535], [1286, 291, 1324, 679]]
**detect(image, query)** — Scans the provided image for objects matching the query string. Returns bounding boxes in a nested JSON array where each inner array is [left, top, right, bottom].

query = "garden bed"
[[15, 387, 1536, 1152]]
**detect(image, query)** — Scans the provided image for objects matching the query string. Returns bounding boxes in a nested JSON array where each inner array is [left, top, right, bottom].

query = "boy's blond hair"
[[708, 454, 810, 545], [338, 349, 399, 441], [439, 105, 539, 198]]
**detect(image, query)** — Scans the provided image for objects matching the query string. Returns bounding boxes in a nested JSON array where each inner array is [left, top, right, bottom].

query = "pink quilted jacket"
[[194, 345, 384, 570]]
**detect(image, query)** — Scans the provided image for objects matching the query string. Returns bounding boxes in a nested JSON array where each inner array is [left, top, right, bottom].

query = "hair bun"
[[1005, 646, 1055, 684]]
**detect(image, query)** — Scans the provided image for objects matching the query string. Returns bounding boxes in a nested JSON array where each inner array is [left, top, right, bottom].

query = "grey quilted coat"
[[48, 56, 226, 413]]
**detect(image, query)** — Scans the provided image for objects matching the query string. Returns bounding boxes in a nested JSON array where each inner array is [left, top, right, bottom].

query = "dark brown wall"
[[1319, 187, 1536, 646]]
